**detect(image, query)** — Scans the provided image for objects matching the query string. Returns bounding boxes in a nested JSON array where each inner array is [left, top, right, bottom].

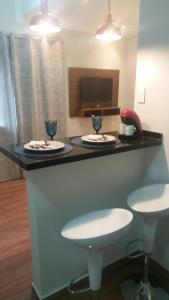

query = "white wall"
[[134, 0, 169, 269], [125, 37, 138, 109], [0, 0, 30, 34], [63, 30, 137, 136]]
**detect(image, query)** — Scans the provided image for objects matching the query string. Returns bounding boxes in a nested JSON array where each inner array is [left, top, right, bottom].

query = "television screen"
[[81, 77, 113, 106]]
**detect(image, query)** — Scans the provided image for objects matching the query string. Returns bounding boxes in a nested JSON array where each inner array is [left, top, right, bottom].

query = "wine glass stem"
[[51, 136, 54, 140]]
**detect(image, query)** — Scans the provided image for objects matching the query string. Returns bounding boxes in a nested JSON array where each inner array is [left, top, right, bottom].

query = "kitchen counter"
[[0, 130, 162, 171]]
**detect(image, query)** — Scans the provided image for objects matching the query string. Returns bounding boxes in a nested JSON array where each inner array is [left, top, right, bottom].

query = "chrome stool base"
[[121, 277, 169, 300]]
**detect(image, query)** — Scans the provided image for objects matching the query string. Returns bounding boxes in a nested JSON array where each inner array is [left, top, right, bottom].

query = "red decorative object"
[[120, 108, 143, 138]]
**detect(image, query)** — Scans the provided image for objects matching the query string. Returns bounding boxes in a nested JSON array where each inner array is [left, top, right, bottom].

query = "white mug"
[[125, 125, 136, 136], [118, 123, 126, 135]]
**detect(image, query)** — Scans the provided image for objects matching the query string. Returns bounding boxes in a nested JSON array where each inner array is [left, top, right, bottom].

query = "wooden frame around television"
[[69, 67, 120, 117]]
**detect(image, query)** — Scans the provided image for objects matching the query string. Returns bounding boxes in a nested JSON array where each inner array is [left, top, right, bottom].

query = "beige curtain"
[[0, 33, 66, 182], [0, 33, 20, 181], [11, 35, 66, 144]]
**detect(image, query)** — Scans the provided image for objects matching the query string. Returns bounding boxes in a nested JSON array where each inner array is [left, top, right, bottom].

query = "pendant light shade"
[[30, 0, 61, 34], [96, 0, 122, 41]]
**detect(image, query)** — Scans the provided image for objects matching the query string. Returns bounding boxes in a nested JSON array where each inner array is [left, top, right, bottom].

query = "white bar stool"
[[122, 184, 169, 300], [61, 208, 133, 293]]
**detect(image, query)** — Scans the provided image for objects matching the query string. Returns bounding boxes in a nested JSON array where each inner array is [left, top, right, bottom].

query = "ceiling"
[[20, 0, 140, 37]]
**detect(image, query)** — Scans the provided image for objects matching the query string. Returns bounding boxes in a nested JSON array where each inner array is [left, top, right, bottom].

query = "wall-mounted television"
[[80, 77, 113, 108]]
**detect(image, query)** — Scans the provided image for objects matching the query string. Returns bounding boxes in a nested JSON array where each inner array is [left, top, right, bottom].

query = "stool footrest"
[[125, 239, 144, 259], [68, 272, 90, 294]]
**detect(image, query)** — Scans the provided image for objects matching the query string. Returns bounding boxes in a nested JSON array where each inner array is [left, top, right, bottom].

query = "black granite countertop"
[[0, 130, 162, 171]]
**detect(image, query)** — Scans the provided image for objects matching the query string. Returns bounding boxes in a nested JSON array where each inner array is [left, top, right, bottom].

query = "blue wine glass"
[[45, 120, 57, 140], [91, 115, 102, 135]]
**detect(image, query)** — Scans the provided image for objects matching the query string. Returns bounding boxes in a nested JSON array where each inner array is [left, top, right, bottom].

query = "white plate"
[[24, 141, 65, 152], [81, 134, 116, 144]]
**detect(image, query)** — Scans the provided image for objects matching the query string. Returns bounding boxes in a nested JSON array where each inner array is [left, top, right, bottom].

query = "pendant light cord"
[[108, 0, 111, 15], [41, 0, 48, 15]]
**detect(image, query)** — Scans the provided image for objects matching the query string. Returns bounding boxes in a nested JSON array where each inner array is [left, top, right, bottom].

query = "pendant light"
[[96, 0, 122, 41], [30, 0, 61, 34]]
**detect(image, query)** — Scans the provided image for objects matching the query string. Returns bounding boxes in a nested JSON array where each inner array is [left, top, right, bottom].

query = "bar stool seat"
[[127, 183, 169, 216], [62, 208, 133, 292], [122, 184, 169, 300]]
